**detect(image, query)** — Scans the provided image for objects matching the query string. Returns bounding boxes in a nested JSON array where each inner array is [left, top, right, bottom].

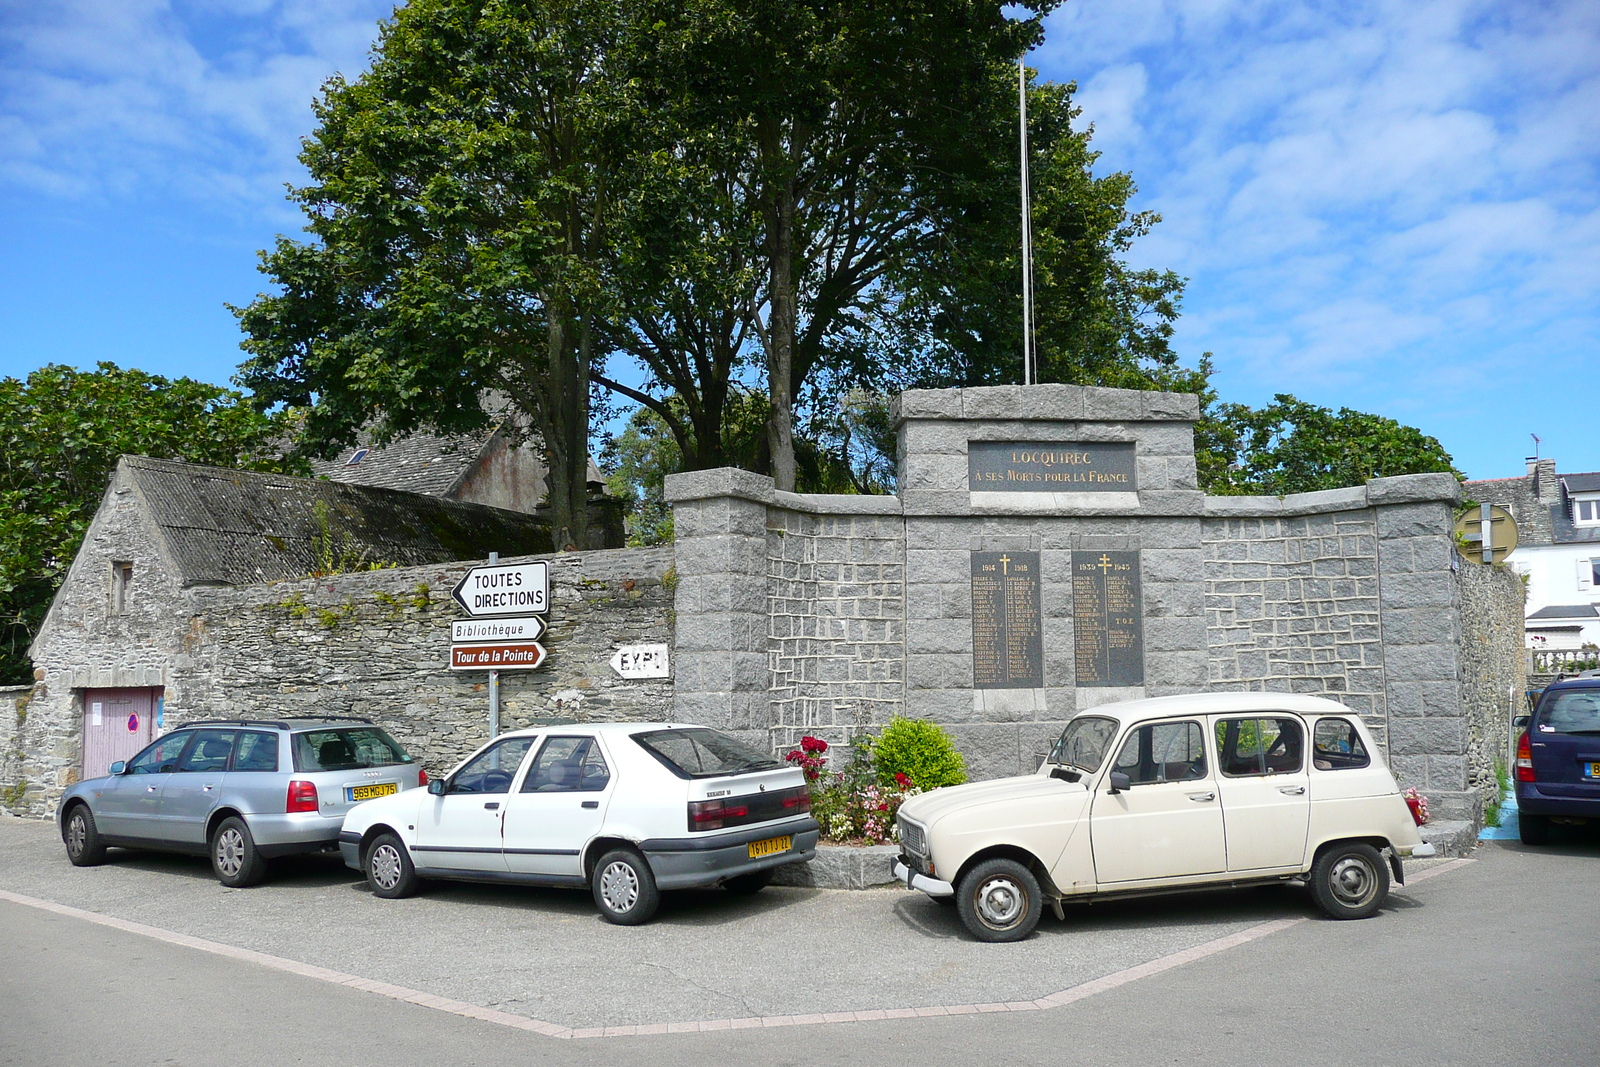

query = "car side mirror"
[[108, 761, 127, 776], [427, 778, 448, 796], [1108, 771, 1131, 794], [1513, 714, 1529, 730]]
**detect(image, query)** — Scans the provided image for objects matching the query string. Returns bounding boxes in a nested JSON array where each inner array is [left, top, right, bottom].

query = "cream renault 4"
[[340, 722, 818, 924], [893, 694, 1435, 942]]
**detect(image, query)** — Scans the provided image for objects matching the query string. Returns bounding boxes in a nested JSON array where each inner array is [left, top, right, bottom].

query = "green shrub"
[[870, 716, 966, 790]]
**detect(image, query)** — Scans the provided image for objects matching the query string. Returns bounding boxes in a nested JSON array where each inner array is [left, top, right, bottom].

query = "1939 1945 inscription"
[[1072, 550, 1143, 687], [971, 551, 1043, 690], [969, 441, 1136, 492]]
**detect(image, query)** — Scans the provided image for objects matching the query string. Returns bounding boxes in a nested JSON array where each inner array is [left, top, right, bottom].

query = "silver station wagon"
[[59, 716, 425, 886], [894, 693, 1435, 942]]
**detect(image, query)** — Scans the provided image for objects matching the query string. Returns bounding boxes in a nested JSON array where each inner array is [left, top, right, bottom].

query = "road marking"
[[0, 862, 1475, 1040]]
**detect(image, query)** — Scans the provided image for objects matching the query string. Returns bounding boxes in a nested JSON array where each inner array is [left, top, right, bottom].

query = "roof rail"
[[184, 718, 293, 730], [275, 715, 376, 725]]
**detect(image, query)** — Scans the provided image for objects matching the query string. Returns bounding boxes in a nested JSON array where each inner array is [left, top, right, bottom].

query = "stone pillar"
[[662, 468, 775, 747], [1371, 472, 1475, 822]]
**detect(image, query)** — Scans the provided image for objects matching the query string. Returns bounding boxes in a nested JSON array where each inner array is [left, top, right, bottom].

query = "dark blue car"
[[1515, 676, 1600, 844]]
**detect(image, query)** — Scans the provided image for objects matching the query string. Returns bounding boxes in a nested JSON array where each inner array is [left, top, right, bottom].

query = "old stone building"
[[6, 384, 1523, 840]]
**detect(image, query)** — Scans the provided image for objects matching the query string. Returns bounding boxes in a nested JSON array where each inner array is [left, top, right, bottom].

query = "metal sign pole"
[[487, 551, 500, 738]]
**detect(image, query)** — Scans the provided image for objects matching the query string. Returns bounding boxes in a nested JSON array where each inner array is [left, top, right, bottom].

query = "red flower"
[[800, 735, 829, 754], [894, 772, 912, 789]]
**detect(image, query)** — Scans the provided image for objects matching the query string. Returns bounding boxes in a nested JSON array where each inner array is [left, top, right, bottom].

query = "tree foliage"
[[1197, 394, 1460, 496], [0, 364, 300, 684], [236, 0, 634, 549]]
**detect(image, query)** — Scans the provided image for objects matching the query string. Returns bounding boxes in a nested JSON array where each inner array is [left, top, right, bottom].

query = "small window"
[[176, 730, 236, 773], [345, 448, 370, 466], [110, 561, 133, 614], [1574, 496, 1600, 527], [231, 731, 280, 772], [522, 736, 610, 792], [1216, 717, 1304, 777], [1111, 721, 1208, 785], [448, 736, 535, 794], [1311, 718, 1370, 770]]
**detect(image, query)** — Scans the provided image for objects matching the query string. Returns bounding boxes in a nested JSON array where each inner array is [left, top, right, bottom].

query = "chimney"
[[1536, 458, 1560, 504]]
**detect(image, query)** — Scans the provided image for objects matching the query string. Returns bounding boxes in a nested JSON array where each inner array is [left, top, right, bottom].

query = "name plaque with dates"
[[971, 551, 1044, 690], [1072, 551, 1144, 687], [968, 441, 1136, 492]]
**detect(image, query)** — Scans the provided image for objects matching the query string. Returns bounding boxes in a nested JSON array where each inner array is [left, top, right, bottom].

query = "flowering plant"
[[783, 735, 918, 844], [1403, 787, 1430, 826]]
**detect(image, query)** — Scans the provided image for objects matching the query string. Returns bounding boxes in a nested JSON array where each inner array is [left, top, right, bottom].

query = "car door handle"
[[1187, 792, 1216, 802], [146, 785, 158, 792], [581, 801, 599, 809], [203, 784, 215, 792], [483, 802, 500, 810], [1278, 785, 1306, 795]]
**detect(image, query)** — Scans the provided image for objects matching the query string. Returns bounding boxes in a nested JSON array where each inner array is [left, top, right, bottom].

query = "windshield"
[[1050, 716, 1118, 774], [1538, 689, 1600, 734], [293, 727, 415, 772], [633, 728, 782, 779]]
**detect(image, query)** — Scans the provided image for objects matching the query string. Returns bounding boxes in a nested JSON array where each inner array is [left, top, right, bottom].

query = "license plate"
[[346, 782, 398, 802], [747, 835, 791, 859], [1586, 762, 1600, 780]]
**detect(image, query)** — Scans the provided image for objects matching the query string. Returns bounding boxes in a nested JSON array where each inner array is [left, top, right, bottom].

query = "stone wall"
[[1455, 559, 1528, 813], [18, 539, 673, 815]]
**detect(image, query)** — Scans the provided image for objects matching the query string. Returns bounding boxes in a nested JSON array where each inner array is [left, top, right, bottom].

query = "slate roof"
[[307, 427, 496, 497], [122, 455, 554, 587], [1466, 462, 1600, 546], [1527, 604, 1600, 620]]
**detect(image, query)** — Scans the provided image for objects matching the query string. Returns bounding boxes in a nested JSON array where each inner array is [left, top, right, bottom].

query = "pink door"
[[82, 688, 159, 779]]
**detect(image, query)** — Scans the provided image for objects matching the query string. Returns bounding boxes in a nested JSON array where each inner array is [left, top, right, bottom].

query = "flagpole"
[[1020, 56, 1036, 386]]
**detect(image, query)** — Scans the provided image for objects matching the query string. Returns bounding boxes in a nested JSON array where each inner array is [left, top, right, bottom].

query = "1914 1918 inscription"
[[1072, 551, 1143, 687], [971, 551, 1043, 689], [968, 441, 1136, 492]]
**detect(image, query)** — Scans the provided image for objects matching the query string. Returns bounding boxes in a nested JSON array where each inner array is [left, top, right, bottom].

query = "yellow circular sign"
[[1454, 504, 1518, 564]]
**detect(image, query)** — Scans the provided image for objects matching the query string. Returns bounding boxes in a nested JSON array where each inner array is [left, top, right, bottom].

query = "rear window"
[[1538, 689, 1600, 735], [292, 727, 414, 772], [632, 728, 782, 779]]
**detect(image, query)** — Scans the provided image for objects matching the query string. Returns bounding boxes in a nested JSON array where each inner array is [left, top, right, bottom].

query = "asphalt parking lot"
[[0, 814, 1463, 1033]]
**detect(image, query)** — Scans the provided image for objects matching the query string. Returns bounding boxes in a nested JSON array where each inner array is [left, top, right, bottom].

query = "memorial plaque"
[[1072, 551, 1143, 687], [971, 551, 1043, 690], [968, 441, 1137, 492]]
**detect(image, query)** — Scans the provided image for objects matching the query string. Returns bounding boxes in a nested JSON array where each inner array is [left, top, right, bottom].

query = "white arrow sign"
[[451, 561, 549, 617], [610, 644, 670, 679], [452, 616, 547, 643]]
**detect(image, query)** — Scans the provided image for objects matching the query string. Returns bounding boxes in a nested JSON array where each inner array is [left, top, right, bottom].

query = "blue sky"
[[2, 1, 1596, 481]]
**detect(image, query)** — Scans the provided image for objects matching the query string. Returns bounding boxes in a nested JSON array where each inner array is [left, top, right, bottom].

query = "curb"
[[1419, 819, 1478, 857], [772, 844, 901, 889]]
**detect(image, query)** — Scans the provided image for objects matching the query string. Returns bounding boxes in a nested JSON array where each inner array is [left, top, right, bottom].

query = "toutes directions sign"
[[451, 561, 549, 617]]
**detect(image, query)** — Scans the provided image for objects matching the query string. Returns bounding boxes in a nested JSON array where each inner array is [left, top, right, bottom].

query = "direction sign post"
[[452, 616, 547, 644], [450, 642, 548, 671]]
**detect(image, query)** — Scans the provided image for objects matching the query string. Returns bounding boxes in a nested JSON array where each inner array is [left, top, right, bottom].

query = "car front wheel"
[[955, 858, 1043, 943], [592, 848, 660, 925], [210, 816, 267, 888], [63, 804, 107, 866], [1309, 842, 1389, 919], [365, 832, 420, 899]]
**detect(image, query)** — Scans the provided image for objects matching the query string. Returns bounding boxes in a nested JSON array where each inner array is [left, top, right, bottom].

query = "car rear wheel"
[[1309, 842, 1389, 920], [723, 869, 773, 895], [593, 848, 660, 925], [63, 804, 107, 866], [365, 832, 420, 899], [955, 858, 1043, 943], [1518, 812, 1550, 845], [210, 816, 267, 888]]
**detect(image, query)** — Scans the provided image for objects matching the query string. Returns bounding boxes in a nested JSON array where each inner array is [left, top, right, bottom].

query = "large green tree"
[[1197, 393, 1460, 496], [236, 0, 634, 549], [0, 364, 299, 684]]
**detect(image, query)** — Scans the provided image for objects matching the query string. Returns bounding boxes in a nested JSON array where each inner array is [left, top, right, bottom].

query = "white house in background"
[[1466, 459, 1600, 649]]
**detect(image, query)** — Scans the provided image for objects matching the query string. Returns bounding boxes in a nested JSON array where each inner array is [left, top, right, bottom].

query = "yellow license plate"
[[747, 835, 792, 859], [347, 782, 398, 802]]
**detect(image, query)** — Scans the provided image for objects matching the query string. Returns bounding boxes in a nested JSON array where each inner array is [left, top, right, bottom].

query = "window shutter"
[[1580, 558, 1594, 590]]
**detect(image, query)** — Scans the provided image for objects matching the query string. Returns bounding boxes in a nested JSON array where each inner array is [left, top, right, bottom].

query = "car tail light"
[[286, 779, 319, 813], [1515, 732, 1536, 782], [417, 767, 428, 788], [688, 798, 750, 831], [781, 785, 812, 813]]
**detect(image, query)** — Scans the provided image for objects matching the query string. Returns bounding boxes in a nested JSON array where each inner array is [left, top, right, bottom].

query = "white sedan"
[[340, 722, 819, 924], [893, 693, 1435, 942]]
